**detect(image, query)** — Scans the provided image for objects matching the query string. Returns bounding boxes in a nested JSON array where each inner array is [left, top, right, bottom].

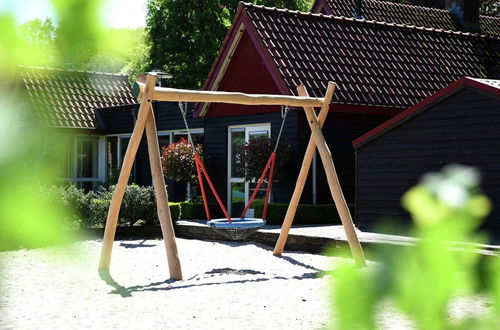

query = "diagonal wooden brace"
[[273, 82, 336, 255], [298, 85, 366, 266]]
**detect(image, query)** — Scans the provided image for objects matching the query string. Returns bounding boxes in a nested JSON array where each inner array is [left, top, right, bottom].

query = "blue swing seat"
[[207, 218, 266, 240]]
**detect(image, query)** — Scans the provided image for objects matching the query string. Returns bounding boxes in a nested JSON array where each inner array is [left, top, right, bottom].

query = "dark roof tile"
[[19, 66, 136, 129], [242, 3, 500, 109], [321, 0, 500, 37]]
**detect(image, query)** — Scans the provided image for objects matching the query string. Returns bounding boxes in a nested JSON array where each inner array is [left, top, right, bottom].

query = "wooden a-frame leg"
[[273, 82, 336, 255], [99, 74, 158, 270], [297, 85, 366, 267], [144, 107, 183, 280]]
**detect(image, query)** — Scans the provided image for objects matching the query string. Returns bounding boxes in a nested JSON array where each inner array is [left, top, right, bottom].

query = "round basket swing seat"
[[207, 218, 266, 240]]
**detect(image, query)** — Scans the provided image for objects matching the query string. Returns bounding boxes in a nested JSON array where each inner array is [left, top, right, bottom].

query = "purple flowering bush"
[[161, 138, 203, 184], [241, 136, 292, 182]]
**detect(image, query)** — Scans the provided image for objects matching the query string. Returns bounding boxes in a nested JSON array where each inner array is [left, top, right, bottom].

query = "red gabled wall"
[[205, 31, 282, 118]]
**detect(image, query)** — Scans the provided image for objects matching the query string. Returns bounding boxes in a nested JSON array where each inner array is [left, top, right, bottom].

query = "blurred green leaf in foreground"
[[0, 0, 116, 250], [330, 164, 500, 330]]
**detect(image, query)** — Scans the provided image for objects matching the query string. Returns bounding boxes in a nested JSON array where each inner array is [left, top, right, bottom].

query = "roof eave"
[[352, 77, 500, 149]]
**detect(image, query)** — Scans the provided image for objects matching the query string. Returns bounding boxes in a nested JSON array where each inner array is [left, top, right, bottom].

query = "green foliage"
[[330, 164, 500, 329], [146, 0, 313, 88], [28, 185, 182, 230], [253, 202, 349, 225], [18, 17, 146, 73], [168, 202, 181, 222], [161, 138, 203, 184], [0, 0, 116, 251], [179, 201, 226, 220], [241, 136, 293, 182]]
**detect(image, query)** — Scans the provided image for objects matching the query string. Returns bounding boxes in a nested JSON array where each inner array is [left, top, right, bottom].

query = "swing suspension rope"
[[178, 102, 289, 224]]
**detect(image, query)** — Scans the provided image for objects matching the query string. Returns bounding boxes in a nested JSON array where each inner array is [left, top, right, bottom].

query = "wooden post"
[[144, 109, 183, 280], [98, 74, 158, 270], [297, 85, 366, 267], [273, 82, 336, 255]]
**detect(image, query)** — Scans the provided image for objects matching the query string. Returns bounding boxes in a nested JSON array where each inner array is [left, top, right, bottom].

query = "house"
[[353, 77, 500, 233], [195, 2, 500, 216], [96, 99, 204, 201], [16, 66, 203, 198], [17, 66, 137, 190]]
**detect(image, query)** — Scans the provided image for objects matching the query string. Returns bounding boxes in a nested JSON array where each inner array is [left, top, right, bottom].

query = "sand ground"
[[0, 238, 491, 329]]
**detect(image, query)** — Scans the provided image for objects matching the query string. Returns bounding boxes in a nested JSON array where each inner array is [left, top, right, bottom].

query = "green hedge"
[[179, 201, 226, 219], [253, 203, 354, 225], [39, 185, 352, 227], [39, 184, 182, 228]]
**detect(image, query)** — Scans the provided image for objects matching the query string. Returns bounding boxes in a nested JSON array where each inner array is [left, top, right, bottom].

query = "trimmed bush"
[[35, 184, 186, 229], [253, 203, 354, 225], [168, 202, 181, 222], [179, 201, 227, 219]]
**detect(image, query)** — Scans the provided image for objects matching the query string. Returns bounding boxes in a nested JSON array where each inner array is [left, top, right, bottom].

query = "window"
[[54, 135, 103, 191], [76, 137, 98, 178], [106, 129, 204, 198], [228, 124, 271, 216]]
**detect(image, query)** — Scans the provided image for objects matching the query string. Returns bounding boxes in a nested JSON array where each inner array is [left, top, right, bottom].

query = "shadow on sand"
[[98, 239, 327, 297]]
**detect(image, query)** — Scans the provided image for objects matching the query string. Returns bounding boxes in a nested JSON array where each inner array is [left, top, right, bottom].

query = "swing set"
[[177, 100, 290, 240], [99, 73, 365, 280]]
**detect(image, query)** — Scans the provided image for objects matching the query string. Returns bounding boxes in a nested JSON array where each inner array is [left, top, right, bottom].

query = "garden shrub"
[[35, 184, 92, 229], [34, 184, 187, 228], [161, 138, 203, 185], [179, 201, 226, 219], [168, 202, 181, 222]]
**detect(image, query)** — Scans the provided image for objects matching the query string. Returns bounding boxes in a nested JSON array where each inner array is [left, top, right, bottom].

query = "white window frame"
[[105, 128, 204, 184], [59, 134, 105, 185], [227, 123, 271, 215]]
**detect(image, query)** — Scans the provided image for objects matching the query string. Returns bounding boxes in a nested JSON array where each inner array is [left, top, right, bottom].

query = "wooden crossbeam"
[[136, 81, 324, 107]]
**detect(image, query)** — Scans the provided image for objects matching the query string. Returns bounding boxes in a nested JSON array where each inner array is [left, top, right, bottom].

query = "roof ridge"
[[241, 2, 500, 40], [17, 65, 130, 77]]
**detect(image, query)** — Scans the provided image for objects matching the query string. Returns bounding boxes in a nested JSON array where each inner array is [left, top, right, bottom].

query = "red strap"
[[194, 156, 211, 220], [194, 154, 232, 222], [262, 152, 277, 219], [240, 152, 276, 219]]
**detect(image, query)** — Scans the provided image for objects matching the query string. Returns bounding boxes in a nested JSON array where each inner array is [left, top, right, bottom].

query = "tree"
[[19, 18, 57, 67], [146, 0, 313, 89]]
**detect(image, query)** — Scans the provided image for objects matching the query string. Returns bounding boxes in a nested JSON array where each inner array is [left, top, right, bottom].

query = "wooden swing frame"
[[98, 73, 365, 281]]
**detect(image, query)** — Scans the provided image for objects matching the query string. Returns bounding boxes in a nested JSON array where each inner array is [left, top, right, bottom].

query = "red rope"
[[262, 152, 277, 219], [194, 154, 232, 222], [240, 152, 276, 219], [194, 156, 211, 220]]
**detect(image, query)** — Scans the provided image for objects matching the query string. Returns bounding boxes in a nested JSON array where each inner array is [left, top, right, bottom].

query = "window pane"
[[76, 138, 97, 178], [231, 182, 245, 217], [119, 137, 136, 183], [191, 133, 203, 145], [230, 130, 245, 178], [107, 137, 118, 182], [120, 137, 129, 166], [158, 135, 171, 150], [56, 136, 72, 178], [248, 130, 269, 140], [173, 133, 188, 143]]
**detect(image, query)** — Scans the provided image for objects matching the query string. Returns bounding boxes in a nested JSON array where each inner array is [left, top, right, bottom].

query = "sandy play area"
[[0, 238, 344, 329], [0, 238, 491, 329]]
